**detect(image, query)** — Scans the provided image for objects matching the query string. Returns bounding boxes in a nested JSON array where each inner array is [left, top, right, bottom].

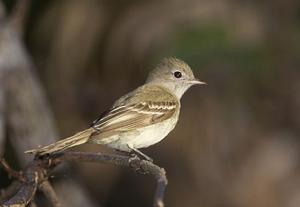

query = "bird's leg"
[[127, 144, 153, 162]]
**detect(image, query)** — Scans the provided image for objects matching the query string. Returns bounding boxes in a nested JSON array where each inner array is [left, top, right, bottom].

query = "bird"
[[25, 57, 206, 160]]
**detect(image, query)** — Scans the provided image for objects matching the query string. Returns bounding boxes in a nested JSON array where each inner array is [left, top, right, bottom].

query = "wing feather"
[[91, 101, 177, 138]]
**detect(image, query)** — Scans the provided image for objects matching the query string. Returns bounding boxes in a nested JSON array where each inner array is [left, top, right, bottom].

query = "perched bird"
[[25, 57, 205, 160]]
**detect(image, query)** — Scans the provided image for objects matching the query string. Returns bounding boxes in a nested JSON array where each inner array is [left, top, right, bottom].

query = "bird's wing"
[[91, 100, 177, 136]]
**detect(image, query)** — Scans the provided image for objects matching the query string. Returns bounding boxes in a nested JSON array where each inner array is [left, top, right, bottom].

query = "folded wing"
[[91, 101, 177, 137]]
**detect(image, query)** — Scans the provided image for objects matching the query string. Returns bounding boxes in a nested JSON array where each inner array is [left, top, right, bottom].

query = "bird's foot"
[[128, 154, 149, 175]]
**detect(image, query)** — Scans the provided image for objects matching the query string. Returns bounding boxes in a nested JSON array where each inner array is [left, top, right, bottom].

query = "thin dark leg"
[[127, 145, 153, 162]]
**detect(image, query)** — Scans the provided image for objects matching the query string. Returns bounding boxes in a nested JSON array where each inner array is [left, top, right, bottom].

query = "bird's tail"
[[25, 128, 95, 155]]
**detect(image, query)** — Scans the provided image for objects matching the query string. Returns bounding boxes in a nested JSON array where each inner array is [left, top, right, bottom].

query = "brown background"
[[1, 0, 300, 207]]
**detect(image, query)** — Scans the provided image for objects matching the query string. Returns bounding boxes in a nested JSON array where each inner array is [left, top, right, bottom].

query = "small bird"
[[25, 58, 205, 160]]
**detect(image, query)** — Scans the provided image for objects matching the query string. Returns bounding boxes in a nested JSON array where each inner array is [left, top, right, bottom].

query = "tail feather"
[[25, 128, 95, 155]]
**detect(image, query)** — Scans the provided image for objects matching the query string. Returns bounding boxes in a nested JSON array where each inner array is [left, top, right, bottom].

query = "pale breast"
[[103, 112, 179, 151]]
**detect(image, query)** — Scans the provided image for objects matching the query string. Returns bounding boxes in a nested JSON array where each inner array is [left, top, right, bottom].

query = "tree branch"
[[1, 166, 38, 207], [0, 158, 26, 182], [39, 180, 62, 207], [1, 152, 168, 207]]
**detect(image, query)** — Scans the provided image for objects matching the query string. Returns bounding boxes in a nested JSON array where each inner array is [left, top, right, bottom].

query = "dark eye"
[[174, 71, 182, 78]]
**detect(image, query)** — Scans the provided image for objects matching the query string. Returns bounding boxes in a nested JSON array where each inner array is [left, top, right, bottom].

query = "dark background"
[[1, 0, 300, 207]]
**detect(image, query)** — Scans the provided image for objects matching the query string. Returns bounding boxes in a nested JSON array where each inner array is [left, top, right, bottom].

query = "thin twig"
[[1, 152, 168, 207], [0, 158, 26, 182], [39, 180, 62, 207], [52, 152, 168, 206], [53, 152, 168, 207]]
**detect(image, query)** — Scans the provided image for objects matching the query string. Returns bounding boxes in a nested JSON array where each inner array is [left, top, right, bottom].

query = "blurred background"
[[1, 0, 300, 207]]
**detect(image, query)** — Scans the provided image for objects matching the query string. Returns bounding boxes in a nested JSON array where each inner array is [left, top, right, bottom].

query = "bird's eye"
[[174, 71, 182, 78]]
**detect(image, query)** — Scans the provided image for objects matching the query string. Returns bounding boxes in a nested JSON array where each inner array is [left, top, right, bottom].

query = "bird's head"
[[146, 57, 206, 98]]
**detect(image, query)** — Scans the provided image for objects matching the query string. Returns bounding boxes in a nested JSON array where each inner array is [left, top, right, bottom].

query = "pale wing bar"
[[92, 101, 177, 133]]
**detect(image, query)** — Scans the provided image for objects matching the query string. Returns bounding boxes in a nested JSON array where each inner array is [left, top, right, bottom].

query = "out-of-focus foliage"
[[2, 0, 300, 206]]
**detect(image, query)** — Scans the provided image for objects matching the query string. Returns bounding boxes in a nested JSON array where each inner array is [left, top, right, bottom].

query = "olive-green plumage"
[[25, 57, 205, 156]]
